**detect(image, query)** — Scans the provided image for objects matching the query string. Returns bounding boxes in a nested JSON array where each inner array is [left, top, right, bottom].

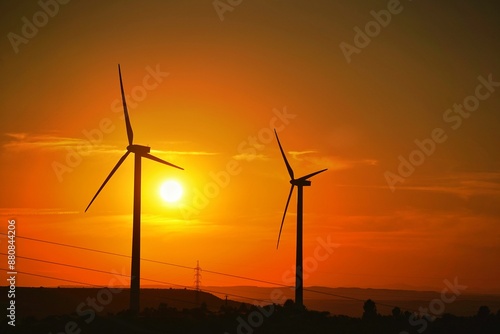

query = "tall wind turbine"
[[85, 64, 183, 314], [274, 129, 327, 309]]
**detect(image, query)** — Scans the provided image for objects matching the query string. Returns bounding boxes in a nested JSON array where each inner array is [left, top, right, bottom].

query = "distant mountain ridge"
[[204, 285, 500, 317]]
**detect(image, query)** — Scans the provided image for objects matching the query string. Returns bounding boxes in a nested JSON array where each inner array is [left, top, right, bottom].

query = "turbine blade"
[[274, 129, 294, 180], [143, 153, 184, 170], [85, 151, 130, 212], [277, 184, 294, 249], [297, 168, 328, 181], [118, 64, 134, 145]]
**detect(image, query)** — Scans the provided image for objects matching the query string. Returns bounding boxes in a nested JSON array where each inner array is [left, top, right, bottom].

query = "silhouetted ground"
[[0, 287, 500, 334], [0, 300, 500, 334]]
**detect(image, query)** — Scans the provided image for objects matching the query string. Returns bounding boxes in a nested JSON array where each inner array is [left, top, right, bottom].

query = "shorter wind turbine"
[[274, 129, 327, 309], [85, 64, 183, 314]]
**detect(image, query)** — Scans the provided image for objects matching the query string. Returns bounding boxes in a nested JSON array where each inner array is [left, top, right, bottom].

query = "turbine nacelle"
[[291, 179, 311, 187], [127, 144, 151, 155]]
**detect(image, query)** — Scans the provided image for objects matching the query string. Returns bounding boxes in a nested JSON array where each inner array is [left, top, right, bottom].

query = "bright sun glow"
[[159, 180, 183, 203]]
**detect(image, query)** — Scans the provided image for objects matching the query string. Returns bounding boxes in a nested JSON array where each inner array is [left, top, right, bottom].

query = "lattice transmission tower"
[[194, 260, 202, 305]]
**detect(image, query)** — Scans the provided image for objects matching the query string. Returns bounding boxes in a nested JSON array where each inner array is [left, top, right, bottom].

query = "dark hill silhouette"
[[0, 286, 244, 320]]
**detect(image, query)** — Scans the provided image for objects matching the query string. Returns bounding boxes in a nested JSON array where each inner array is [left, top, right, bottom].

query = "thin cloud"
[[0, 208, 79, 216], [232, 153, 268, 161], [304, 155, 379, 171], [280, 148, 378, 171], [151, 149, 218, 156], [2, 132, 115, 153], [5, 133, 28, 140], [289, 150, 317, 160], [395, 172, 500, 199], [2, 133, 218, 157]]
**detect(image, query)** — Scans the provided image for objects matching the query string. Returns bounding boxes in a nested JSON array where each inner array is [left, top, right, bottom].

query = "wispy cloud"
[[273, 148, 378, 171], [289, 150, 317, 160], [395, 171, 500, 199], [0, 207, 79, 216], [2, 133, 218, 157], [151, 149, 218, 156], [303, 154, 378, 171], [232, 152, 268, 161], [5, 133, 27, 140], [2, 132, 115, 153]]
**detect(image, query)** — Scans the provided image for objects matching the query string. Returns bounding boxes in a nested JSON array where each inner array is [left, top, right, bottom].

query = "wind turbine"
[[274, 129, 327, 309], [85, 64, 183, 314]]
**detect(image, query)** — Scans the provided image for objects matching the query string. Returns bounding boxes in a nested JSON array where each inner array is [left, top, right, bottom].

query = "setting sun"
[[159, 180, 183, 203]]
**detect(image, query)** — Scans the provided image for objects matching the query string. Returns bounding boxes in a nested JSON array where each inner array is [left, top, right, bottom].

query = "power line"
[[0, 267, 441, 320], [0, 267, 104, 287], [1, 252, 130, 279], [6, 232, 476, 283], [0, 233, 295, 287], [0, 255, 272, 306], [0, 233, 404, 307], [0, 232, 193, 270], [0, 233, 311, 292], [0, 233, 416, 310], [0, 252, 417, 314], [0, 268, 212, 309]]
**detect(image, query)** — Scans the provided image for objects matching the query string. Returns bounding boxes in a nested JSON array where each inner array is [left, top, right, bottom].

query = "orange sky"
[[0, 1, 499, 295]]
